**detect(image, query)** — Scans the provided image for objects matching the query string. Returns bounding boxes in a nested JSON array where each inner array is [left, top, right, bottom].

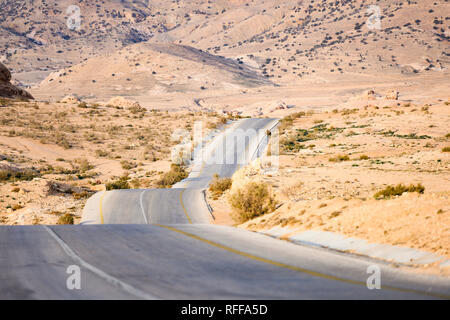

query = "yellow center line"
[[179, 190, 192, 224], [156, 224, 450, 300], [99, 191, 106, 225]]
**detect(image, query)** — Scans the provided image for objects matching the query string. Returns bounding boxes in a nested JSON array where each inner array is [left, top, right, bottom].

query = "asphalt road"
[[1, 224, 449, 299], [82, 118, 278, 225], [1, 118, 449, 299]]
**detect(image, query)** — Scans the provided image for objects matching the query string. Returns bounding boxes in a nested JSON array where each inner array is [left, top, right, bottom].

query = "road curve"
[[81, 118, 278, 225], [1, 117, 449, 299]]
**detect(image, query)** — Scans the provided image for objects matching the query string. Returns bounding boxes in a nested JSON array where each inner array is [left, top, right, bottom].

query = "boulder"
[[364, 90, 377, 100], [0, 62, 34, 100], [0, 62, 11, 82]]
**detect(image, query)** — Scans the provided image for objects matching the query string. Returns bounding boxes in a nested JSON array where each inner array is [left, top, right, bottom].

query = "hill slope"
[[3, 0, 449, 113], [32, 42, 272, 104]]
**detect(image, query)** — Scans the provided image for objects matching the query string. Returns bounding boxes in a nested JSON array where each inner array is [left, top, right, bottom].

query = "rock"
[[275, 102, 287, 110], [385, 89, 399, 100], [0, 62, 11, 82], [60, 95, 81, 104], [365, 90, 377, 100], [0, 62, 34, 100], [106, 96, 141, 109]]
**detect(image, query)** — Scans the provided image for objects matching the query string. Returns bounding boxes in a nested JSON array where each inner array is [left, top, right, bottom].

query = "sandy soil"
[[0, 98, 228, 225], [207, 97, 450, 273]]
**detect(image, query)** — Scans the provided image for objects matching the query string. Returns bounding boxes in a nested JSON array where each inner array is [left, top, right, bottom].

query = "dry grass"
[[0, 167, 39, 182], [209, 174, 232, 199], [373, 184, 425, 200], [157, 164, 188, 188], [57, 213, 74, 225], [106, 176, 131, 190], [328, 154, 350, 162]]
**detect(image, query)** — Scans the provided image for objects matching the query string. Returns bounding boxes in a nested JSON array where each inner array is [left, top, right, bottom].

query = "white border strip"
[[139, 190, 149, 224], [43, 225, 158, 300]]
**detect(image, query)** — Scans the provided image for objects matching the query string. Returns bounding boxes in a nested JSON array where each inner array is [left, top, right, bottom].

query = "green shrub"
[[209, 174, 232, 198], [359, 154, 369, 160], [57, 214, 74, 225], [442, 146, 450, 152], [106, 176, 131, 190], [157, 164, 188, 187], [374, 183, 425, 200], [229, 181, 277, 223]]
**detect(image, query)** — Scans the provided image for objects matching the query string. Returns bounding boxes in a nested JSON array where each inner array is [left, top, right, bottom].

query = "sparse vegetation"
[[120, 160, 137, 170], [374, 184, 425, 200], [281, 123, 344, 154], [0, 168, 39, 182]]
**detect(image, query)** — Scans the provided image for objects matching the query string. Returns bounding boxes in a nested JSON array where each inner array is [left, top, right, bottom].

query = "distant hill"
[[2, 0, 449, 111], [2, 0, 449, 87], [33, 42, 272, 101], [0, 0, 255, 84]]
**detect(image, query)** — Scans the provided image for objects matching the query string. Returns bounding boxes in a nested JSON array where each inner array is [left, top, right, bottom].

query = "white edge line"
[[43, 225, 159, 300], [139, 190, 149, 224]]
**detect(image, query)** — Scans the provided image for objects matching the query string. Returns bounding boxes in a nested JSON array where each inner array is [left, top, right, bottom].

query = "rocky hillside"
[[2, 0, 448, 86], [0, 0, 255, 85], [171, 0, 449, 83]]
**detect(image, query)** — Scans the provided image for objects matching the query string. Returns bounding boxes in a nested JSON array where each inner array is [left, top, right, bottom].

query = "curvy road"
[[1, 118, 449, 299]]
